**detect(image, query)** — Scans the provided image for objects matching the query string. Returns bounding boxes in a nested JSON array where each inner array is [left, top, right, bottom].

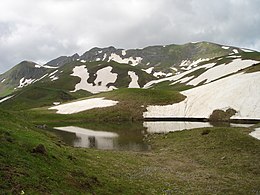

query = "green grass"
[[1, 109, 259, 194], [0, 86, 78, 111], [26, 88, 185, 123]]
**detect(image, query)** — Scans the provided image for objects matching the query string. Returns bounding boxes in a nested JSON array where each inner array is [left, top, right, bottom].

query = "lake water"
[[50, 121, 254, 151]]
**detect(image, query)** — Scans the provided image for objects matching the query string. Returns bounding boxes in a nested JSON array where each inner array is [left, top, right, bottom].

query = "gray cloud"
[[0, 0, 259, 73]]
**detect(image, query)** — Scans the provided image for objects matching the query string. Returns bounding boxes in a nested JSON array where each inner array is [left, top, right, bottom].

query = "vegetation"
[[25, 88, 185, 124], [1, 109, 259, 194], [209, 108, 237, 122]]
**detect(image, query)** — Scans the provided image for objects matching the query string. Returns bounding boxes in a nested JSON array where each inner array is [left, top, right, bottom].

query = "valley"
[[0, 41, 259, 194]]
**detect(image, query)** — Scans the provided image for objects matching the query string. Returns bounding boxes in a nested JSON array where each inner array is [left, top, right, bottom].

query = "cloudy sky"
[[0, 0, 259, 73]]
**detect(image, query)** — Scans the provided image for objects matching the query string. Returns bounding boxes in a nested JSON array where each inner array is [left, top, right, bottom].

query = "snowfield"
[[144, 72, 260, 120], [144, 58, 259, 88], [49, 97, 118, 114], [71, 65, 118, 94], [144, 62, 216, 88], [187, 59, 259, 86]]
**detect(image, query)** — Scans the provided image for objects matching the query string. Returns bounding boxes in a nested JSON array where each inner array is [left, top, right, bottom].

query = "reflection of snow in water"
[[249, 128, 260, 140], [143, 121, 213, 133], [54, 126, 118, 149]]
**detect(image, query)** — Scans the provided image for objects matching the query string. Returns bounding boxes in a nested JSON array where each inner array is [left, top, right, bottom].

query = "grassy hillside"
[[26, 88, 185, 123], [1, 109, 259, 194]]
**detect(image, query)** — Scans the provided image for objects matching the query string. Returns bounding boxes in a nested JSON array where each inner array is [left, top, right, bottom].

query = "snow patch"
[[49, 70, 58, 77], [0, 95, 14, 103], [153, 71, 166, 78], [241, 48, 254, 52], [49, 97, 118, 114], [222, 46, 230, 50], [233, 49, 239, 54], [187, 59, 259, 86], [1, 79, 5, 83], [249, 128, 260, 140], [128, 71, 140, 88], [53, 102, 61, 105], [142, 67, 154, 74], [35, 64, 57, 69], [102, 53, 107, 61], [171, 67, 178, 72], [144, 72, 260, 120], [80, 60, 86, 63], [144, 62, 216, 88], [108, 53, 142, 66], [122, 50, 126, 56], [18, 77, 35, 88], [71, 65, 118, 94]]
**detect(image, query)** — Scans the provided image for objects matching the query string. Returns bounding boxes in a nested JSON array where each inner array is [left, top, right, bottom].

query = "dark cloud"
[[0, 0, 259, 73]]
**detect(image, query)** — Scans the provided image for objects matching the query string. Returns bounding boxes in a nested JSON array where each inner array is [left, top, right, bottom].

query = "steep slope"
[[0, 61, 57, 96], [144, 51, 260, 90], [0, 61, 154, 110], [144, 71, 260, 120]]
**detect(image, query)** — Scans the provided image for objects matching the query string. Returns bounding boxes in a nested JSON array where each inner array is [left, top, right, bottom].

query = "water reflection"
[[49, 122, 255, 151], [54, 126, 118, 150], [143, 121, 213, 133]]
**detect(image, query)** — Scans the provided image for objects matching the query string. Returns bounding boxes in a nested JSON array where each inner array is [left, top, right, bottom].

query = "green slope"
[[1, 109, 259, 194]]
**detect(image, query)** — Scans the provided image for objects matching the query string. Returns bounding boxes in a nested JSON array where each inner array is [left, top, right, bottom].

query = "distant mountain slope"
[[0, 41, 259, 118], [46, 42, 241, 76]]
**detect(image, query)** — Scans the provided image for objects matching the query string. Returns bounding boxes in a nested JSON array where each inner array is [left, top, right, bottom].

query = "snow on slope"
[[144, 62, 216, 88], [49, 97, 118, 114], [108, 53, 142, 66], [187, 59, 259, 86], [71, 65, 117, 94], [249, 128, 260, 140], [144, 72, 260, 120], [0, 95, 14, 103], [128, 71, 140, 88], [179, 58, 210, 70], [18, 77, 35, 88], [35, 64, 57, 69]]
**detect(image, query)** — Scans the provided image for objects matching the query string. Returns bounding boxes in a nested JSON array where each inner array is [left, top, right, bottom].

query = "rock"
[[201, 129, 210, 135], [32, 144, 47, 155], [35, 124, 47, 129]]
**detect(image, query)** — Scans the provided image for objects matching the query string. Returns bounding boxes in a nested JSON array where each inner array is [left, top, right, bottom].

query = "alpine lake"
[[46, 121, 254, 151]]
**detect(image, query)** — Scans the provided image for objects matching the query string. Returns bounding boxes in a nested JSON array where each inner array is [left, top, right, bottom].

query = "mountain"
[[46, 42, 241, 76], [0, 41, 259, 120]]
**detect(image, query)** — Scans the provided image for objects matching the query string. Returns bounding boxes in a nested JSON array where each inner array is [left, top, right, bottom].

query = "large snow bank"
[[49, 97, 118, 114], [144, 72, 260, 120]]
